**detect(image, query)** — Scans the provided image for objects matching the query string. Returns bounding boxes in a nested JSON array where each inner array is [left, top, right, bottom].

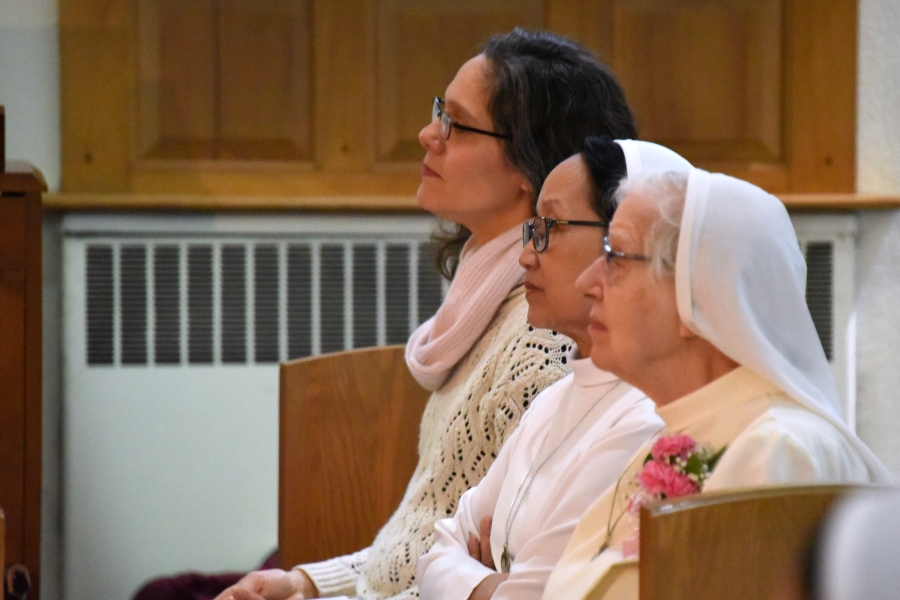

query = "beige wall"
[[855, 0, 900, 475]]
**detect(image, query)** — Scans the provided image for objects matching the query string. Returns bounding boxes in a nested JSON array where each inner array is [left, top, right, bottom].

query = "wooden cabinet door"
[[61, 0, 856, 198], [0, 168, 43, 600]]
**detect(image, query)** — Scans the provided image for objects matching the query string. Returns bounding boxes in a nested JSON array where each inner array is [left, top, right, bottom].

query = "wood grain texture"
[[128, 165, 421, 196], [42, 191, 900, 212], [0, 508, 5, 581], [60, 0, 133, 192], [43, 192, 424, 211], [59, 0, 860, 196], [279, 346, 430, 567], [547, 0, 616, 60], [638, 485, 860, 600], [785, 0, 857, 192], [23, 189, 43, 596], [0, 166, 43, 599], [313, 0, 374, 171], [375, 0, 542, 161]]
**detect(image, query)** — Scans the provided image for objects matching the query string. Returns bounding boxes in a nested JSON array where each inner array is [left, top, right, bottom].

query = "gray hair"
[[613, 170, 688, 278]]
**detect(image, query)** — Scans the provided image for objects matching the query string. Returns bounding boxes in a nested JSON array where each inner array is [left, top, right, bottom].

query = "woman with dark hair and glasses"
[[214, 28, 636, 600], [415, 139, 689, 600]]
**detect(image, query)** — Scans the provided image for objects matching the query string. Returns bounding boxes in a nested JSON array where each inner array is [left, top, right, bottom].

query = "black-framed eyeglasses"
[[523, 216, 608, 253], [602, 235, 650, 264], [432, 97, 510, 141]]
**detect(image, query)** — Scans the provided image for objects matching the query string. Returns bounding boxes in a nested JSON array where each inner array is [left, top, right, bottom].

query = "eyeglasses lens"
[[533, 218, 547, 252]]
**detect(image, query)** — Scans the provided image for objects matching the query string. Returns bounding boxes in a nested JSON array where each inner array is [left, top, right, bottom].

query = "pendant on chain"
[[500, 544, 511, 573]]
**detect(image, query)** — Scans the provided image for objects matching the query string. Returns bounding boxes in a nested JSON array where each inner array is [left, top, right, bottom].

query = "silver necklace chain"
[[500, 379, 623, 573]]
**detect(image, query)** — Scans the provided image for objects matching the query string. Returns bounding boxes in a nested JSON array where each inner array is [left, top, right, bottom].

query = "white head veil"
[[615, 139, 692, 174], [675, 168, 890, 481]]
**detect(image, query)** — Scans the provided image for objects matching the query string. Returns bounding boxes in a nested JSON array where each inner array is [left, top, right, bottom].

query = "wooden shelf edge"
[[44, 192, 900, 212], [2, 161, 48, 193], [43, 193, 424, 212], [778, 194, 900, 210]]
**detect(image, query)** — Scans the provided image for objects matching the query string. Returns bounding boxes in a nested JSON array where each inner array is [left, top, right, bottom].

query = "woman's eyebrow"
[[444, 98, 478, 123], [536, 197, 562, 213]]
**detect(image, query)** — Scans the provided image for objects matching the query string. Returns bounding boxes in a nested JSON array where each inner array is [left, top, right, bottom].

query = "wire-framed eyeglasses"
[[432, 97, 510, 141], [523, 216, 609, 253], [602, 234, 650, 264]]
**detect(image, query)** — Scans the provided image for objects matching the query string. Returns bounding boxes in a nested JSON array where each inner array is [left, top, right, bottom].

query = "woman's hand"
[[466, 517, 509, 599], [466, 517, 496, 570], [214, 568, 317, 600]]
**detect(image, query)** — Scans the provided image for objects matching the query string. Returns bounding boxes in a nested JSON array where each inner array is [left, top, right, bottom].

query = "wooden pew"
[[279, 346, 430, 568], [639, 485, 854, 600], [1, 508, 5, 585], [0, 106, 44, 599]]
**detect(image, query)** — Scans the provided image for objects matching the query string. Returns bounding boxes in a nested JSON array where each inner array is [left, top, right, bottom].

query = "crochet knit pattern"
[[299, 288, 571, 599]]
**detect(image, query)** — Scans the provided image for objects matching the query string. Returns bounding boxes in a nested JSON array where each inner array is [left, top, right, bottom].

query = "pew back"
[[279, 346, 429, 568], [639, 485, 852, 600]]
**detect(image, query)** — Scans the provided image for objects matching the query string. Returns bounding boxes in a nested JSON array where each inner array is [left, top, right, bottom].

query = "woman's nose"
[[518, 238, 538, 269], [575, 256, 606, 300], [419, 118, 444, 151]]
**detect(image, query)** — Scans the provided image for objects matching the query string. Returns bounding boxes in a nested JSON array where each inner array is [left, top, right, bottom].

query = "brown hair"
[[435, 27, 636, 279]]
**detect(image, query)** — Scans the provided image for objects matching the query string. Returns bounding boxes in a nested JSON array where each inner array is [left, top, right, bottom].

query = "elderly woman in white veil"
[[542, 168, 891, 600]]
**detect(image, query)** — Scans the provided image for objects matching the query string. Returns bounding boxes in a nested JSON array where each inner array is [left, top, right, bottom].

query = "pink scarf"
[[406, 225, 526, 391]]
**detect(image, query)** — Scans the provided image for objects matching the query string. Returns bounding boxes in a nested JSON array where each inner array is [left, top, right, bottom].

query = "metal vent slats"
[[84, 238, 446, 367], [86, 245, 114, 365], [805, 241, 834, 361]]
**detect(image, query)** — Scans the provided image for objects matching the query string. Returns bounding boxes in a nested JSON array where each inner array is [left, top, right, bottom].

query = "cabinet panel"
[[0, 169, 42, 599], [615, 0, 782, 163], [0, 201, 26, 269], [375, 0, 543, 161], [137, 0, 313, 161], [61, 0, 857, 197], [0, 269, 26, 566]]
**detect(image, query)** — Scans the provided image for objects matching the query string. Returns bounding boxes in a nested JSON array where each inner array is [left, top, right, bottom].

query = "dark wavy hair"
[[435, 27, 637, 278], [581, 136, 627, 223]]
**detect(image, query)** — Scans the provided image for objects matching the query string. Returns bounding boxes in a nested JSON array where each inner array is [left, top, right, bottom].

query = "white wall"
[[855, 0, 900, 475], [0, 0, 60, 191]]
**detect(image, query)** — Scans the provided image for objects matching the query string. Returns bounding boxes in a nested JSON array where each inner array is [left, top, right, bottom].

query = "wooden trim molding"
[[779, 194, 900, 210], [43, 192, 900, 212], [43, 192, 423, 212]]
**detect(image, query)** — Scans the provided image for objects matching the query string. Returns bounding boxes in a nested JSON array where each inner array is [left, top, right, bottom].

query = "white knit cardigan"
[[298, 287, 572, 599]]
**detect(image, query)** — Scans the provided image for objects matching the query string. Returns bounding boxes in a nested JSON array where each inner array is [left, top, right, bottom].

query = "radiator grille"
[[805, 241, 834, 360], [85, 239, 444, 366], [86, 245, 115, 365]]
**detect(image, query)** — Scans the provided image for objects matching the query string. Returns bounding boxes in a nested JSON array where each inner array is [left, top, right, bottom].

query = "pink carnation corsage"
[[620, 434, 726, 557]]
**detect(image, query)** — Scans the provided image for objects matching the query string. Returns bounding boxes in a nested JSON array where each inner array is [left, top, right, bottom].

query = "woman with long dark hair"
[[217, 28, 637, 600]]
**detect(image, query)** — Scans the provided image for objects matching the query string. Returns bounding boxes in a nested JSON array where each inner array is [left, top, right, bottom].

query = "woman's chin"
[[525, 304, 550, 330], [588, 347, 616, 374]]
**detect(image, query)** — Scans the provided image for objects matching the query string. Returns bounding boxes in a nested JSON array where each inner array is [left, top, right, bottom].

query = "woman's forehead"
[[536, 157, 590, 213], [609, 190, 655, 245], [444, 55, 491, 120]]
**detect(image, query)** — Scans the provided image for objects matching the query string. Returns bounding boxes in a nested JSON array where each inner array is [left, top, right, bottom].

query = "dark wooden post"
[[0, 105, 44, 600], [1, 105, 6, 172]]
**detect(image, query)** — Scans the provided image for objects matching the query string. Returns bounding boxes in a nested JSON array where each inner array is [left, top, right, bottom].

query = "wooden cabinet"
[[60, 0, 858, 201], [0, 111, 44, 599]]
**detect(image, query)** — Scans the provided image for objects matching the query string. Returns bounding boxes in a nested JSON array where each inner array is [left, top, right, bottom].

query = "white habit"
[[417, 356, 663, 600]]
